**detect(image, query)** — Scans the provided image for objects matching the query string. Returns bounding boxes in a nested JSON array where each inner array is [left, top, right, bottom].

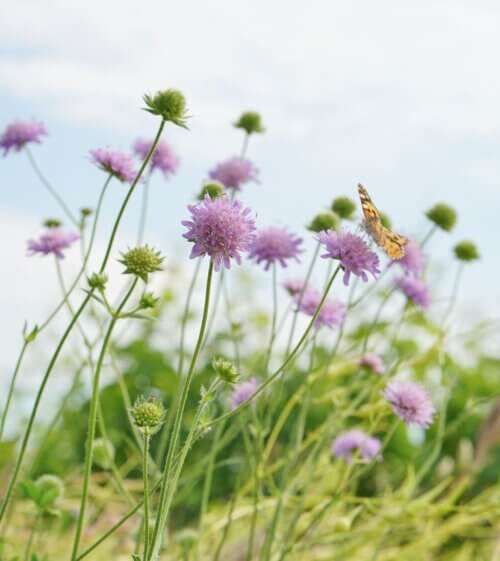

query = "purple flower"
[[283, 278, 307, 297], [332, 429, 382, 462], [90, 148, 137, 183], [182, 195, 256, 271], [384, 380, 435, 428], [27, 229, 79, 259], [297, 288, 346, 329], [394, 239, 425, 276], [359, 353, 385, 375], [0, 120, 47, 155], [230, 378, 259, 409], [133, 138, 179, 178], [395, 276, 430, 309], [318, 230, 380, 286], [209, 157, 258, 191], [248, 227, 303, 271]]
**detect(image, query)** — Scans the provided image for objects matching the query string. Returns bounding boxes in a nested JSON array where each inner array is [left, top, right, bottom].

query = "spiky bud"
[[43, 218, 62, 229], [307, 211, 339, 233], [92, 438, 115, 470], [331, 196, 356, 219], [426, 203, 457, 232], [453, 240, 479, 262], [35, 474, 64, 505], [88, 272, 108, 291], [234, 111, 265, 135], [143, 89, 189, 128], [131, 395, 166, 435], [139, 292, 159, 310], [198, 181, 225, 200], [119, 245, 164, 282], [212, 357, 239, 384]]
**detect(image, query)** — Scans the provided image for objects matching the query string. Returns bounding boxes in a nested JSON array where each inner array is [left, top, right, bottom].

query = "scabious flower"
[[133, 138, 179, 178], [209, 157, 258, 191], [283, 278, 307, 297], [131, 395, 166, 435], [394, 239, 425, 276], [0, 120, 47, 155], [27, 229, 79, 259], [384, 380, 435, 428], [297, 288, 346, 329], [119, 245, 164, 282], [454, 240, 479, 262], [395, 276, 430, 309], [230, 378, 258, 409], [248, 227, 303, 270], [332, 430, 381, 462], [182, 195, 256, 271], [90, 148, 137, 183], [318, 230, 380, 286], [359, 353, 385, 375]]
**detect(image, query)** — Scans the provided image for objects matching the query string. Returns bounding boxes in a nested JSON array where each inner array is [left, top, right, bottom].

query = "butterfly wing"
[[357, 183, 407, 260]]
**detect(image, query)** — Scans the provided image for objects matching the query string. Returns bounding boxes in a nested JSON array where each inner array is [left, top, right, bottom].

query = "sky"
[[1, 0, 500, 379]]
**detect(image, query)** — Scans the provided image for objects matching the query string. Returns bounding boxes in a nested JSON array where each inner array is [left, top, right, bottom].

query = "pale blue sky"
[[1, 0, 499, 375]]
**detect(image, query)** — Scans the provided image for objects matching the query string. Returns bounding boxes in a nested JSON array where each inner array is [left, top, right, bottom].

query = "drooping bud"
[[119, 245, 164, 282], [425, 203, 457, 232], [143, 89, 189, 128], [131, 395, 166, 435], [80, 207, 93, 218], [453, 240, 479, 262], [307, 211, 339, 233], [198, 181, 225, 200], [234, 111, 265, 135], [43, 218, 62, 229], [212, 357, 239, 384], [331, 196, 356, 220]]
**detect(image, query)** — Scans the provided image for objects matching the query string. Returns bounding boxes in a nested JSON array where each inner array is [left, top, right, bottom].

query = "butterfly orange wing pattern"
[[357, 183, 407, 260]]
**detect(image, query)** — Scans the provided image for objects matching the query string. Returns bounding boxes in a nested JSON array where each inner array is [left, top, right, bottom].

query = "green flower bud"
[[131, 395, 166, 435], [43, 218, 62, 229], [23, 323, 39, 343], [331, 196, 356, 219], [143, 89, 189, 128], [379, 212, 391, 229], [92, 438, 115, 470], [198, 181, 225, 200], [307, 211, 339, 233], [139, 292, 159, 310], [80, 207, 93, 217], [119, 245, 164, 282], [88, 272, 108, 291], [426, 203, 457, 232], [234, 111, 265, 135], [35, 474, 65, 505], [453, 240, 479, 262], [212, 357, 239, 384]]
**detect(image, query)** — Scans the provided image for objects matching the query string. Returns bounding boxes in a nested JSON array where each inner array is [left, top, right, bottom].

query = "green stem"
[[264, 263, 278, 373], [24, 510, 41, 561], [138, 171, 152, 245], [222, 277, 241, 370], [70, 279, 138, 561], [148, 260, 214, 560], [143, 433, 151, 561]]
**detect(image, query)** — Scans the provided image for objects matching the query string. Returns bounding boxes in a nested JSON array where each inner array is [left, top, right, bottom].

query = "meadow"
[[0, 89, 499, 561]]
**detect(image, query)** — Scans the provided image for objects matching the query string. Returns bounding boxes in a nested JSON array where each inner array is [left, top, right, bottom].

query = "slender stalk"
[[420, 224, 437, 247], [0, 339, 28, 441], [148, 260, 214, 560], [24, 511, 41, 561], [222, 277, 241, 369], [213, 477, 240, 561], [264, 263, 278, 373], [142, 432, 151, 560], [441, 262, 464, 330], [138, 171, 152, 244], [70, 279, 138, 561], [25, 146, 79, 227], [240, 133, 250, 158]]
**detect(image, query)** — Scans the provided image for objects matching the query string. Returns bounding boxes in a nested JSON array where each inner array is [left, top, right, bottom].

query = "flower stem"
[[142, 433, 151, 561], [137, 171, 152, 244], [264, 263, 279, 373]]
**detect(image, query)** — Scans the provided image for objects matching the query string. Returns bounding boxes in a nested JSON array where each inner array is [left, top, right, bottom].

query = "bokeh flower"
[[90, 148, 137, 183], [394, 239, 425, 276], [234, 111, 265, 135], [359, 353, 385, 375], [297, 288, 346, 329], [182, 195, 256, 271], [0, 120, 47, 155], [332, 430, 381, 462], [395, 276, 430, 309], [248, 227, 303, 270], [209, 157, 258, 191], [331, 196, 356, 220], [307, 211, 339, 233], [230, 378, 258, 409], [318, 230, 380, 286], [27, 229, 79, 259], [384, 380, 435, 428], [454, 240, 479, 262], [283, 278, 307, 297], [133, 138, 179, 178], [426, 203, 457, 232]]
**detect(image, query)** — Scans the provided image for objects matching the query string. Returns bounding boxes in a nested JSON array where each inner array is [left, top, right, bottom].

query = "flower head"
[[297, 288, 346, 330], [119, 245, 164, 282], [394, 239, 425, 276], [359, 353, 385, 375], [332, 430, 381, 462], [248, 227, 303, 271], [209, 157, 258, 191], [307, 211, 339, 233], [143, 89, 189, 128], [454, 240, 479, 262], [212, 357, 239, 384], [230, 378, 258, 410], [426, 203, 457, 232], [384, 380, 435, 428], [318, 230, 380, 286], [182, 195, 256, 272], [131, 395, 166, 435], [283, 278, 307, 297], [234, 111, 265, 135], [331, 196, 356, 220], [34, 474, 65, 505], [0, 120, 47, 155], [395, 276, 430, 309], [90, 148, 137, 183], [133, 138, 179, 178], [27, 229, 79, 259]]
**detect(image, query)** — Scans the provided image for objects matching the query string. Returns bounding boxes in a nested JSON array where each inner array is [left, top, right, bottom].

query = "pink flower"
[[359, 353, 385, 375], [27, 229, 79, 259], [248, 227, 303, 270], [90, 148, 137, 183], [230, 378, 259, 409], [384, 380, 435, 428], [394, 276, 431, 309], [297, 288, 346, 329], [209, 157, 258, 191], [1, 121, 47, 155], [133, 138, 179, 178], [332, 430, 382, 462]]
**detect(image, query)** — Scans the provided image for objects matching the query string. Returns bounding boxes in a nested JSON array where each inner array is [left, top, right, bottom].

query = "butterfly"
[[357, 183, 407, 260]]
